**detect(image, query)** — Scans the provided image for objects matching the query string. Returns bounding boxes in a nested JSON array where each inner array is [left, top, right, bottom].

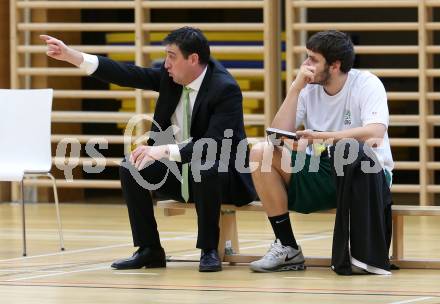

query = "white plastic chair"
[[0, 89, 64, 256]]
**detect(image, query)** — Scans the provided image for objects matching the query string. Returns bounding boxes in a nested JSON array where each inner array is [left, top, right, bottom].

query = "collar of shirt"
[[185, 65, 208, 93]]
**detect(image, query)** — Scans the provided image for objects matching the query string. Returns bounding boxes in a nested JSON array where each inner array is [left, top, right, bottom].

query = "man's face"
[[304, 49, 331, 86], [164, 44, 196, 85]]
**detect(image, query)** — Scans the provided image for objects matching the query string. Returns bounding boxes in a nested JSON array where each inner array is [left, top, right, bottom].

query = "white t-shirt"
[[296, 69, 394, 172]]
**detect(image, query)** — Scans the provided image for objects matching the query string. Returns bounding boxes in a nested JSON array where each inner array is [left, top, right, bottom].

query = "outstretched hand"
[[39, 35, 83, 66]]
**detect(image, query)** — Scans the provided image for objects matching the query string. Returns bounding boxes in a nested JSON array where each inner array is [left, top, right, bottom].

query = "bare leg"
[[249, 142, 305, 272], [250, 142, 292, 216]]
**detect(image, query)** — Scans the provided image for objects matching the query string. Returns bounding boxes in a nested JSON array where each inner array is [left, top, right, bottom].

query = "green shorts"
[[287, 151, 392, 214]]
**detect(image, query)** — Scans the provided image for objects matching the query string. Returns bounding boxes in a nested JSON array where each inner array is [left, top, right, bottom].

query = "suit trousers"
[[119, 158, 231, 250]]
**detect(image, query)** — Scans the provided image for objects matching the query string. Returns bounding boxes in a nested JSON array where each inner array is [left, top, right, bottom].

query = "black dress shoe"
[[199, 249, 222, 272], [111, 247, 166, 270]]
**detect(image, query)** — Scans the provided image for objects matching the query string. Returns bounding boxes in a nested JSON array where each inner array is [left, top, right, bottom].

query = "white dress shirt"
[[79, 53, 208, 162]]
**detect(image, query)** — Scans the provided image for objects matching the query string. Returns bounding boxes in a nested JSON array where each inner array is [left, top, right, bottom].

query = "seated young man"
[[249, 30, 394, 275]]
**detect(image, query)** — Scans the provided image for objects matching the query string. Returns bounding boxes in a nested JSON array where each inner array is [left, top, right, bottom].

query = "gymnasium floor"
[[0, 203, 440, 304]]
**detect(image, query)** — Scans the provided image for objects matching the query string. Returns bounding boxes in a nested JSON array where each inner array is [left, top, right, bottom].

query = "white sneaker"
[[250, 239, 305, 272]]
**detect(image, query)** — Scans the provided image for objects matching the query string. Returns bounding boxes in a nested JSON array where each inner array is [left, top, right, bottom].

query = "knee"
[[249, 141, 272, 163], [119, 158, 133, 180], [249, 142, 277, 175]]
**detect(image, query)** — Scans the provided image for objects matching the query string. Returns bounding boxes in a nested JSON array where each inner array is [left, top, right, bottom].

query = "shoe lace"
[[263, 241, 287, 260]]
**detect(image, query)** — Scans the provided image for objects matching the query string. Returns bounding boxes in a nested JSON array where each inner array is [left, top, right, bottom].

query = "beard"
[[310, 64, 331, 86]]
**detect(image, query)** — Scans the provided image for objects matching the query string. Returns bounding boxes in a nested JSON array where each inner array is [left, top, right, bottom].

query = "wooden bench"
[[157, 200, 440, 269]]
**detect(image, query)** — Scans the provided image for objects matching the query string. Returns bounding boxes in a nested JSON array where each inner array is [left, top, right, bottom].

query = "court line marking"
[[283, 276, 324, 280], [0, 231, 330, 262], [113, 272, 158, 276], [0, 270, 61, 273], [0, 228, 197, 235], [388, 297, 434, 304], [0, 232, 330, 278], [0, 243, 131, 263], [0, 233, 332, 283], [5, 264, 109, 282], [0, 232, 330, 263], [0, 283, 436, 299], [1, 280, 440, 298], [1, 236, 330, 281], [0, 234, 197, 263]]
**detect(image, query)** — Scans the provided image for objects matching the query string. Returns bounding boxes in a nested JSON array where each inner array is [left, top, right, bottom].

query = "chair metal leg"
[[47, 173, 65, 251], [21, 172, 65, 255], [21, 180, 27, 257]]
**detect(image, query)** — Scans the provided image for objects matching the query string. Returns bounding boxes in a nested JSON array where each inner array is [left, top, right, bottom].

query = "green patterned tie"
[[181, 86, 192, 202]]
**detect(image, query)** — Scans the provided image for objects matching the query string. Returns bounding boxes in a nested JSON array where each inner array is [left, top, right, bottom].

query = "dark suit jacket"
[[91, 56, 256, 205]]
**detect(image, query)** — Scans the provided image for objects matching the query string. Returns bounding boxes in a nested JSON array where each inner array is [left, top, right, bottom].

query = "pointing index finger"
[[39, 34, 53, 41]]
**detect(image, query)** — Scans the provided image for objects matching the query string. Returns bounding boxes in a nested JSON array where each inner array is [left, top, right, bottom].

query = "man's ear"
[[330, 60, 342, 73], [189, 53, 200, 65]]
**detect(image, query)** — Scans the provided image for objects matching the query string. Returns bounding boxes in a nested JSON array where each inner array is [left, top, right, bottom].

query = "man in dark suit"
[[41, 27, 256, 272]]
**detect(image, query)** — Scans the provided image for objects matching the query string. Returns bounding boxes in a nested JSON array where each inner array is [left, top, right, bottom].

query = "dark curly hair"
[[306, 30, 355, 73]]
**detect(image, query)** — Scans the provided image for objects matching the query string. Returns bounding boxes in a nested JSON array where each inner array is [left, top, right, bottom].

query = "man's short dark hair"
[[306, 30, 355, 73], [163, 27, 210, 65]]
